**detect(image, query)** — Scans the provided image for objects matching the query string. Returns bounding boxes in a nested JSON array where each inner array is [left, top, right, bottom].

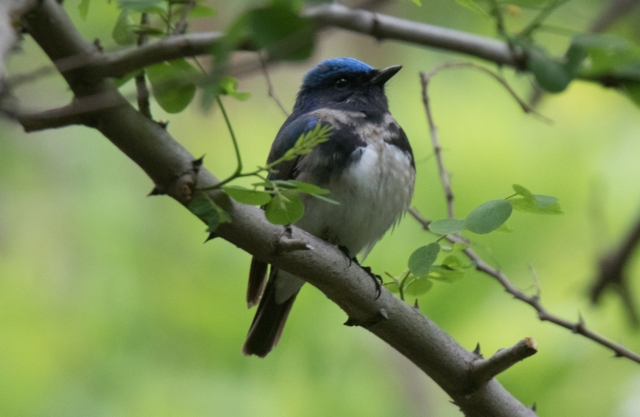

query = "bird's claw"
[[361, 266, 382, 299], [339, 245, 358, 267], [338, 246, 380, 298]]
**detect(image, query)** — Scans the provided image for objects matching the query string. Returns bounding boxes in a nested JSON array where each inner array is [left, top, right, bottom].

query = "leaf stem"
[[211, 96, 243, 189]]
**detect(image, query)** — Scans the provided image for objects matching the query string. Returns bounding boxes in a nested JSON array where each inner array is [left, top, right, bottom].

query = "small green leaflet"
[[527, 48, 573, 93], [189, 5, 217, 18], [112, 10, 137, 46], [223, 186, 271, 206], [78, 0, 90, 20], [265, 191, 304, 224], [188, 192, 230, 232], [510, 184, 562, 214], [146, 59, 197, 113], [218, 76, 251, 101], [405, 276, 433, 296], [408, 242, 440, 277], [455, 0, 488, 16], [464, 200, 513, 234], [428, 218, 466, 235]]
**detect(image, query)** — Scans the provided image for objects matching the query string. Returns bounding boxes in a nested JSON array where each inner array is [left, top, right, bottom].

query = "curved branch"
[[20, 1, 538, 415]]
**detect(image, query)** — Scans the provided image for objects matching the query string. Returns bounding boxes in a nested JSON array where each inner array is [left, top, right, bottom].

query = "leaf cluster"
[[385, 184, 561, 299]]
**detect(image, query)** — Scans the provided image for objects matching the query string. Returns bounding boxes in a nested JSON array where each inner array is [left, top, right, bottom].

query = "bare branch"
[[409, 208, 640, 364], [172, 0, 195, 35], [589, 0, 640, 33], [590, 210, 640, 326], [135, 13, 152, 119], [259, 53, 289, 117], [420, 71, 455, 218], [470, 338, 538, 387], [304, 4, 524, 67]]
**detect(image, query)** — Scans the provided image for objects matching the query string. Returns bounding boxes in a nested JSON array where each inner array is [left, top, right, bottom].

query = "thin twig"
[[135, 13, 152, 119], [470, 337, 538, 386], [172, 0, 196, 35], [423, 62, 553, 124], [259, 52, 289, 117], [419, 72, 455, 218], [409, 208, 640, 364], [590, 210, 640, 327]]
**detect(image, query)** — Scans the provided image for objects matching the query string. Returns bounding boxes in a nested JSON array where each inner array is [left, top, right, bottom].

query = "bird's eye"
[[334, 78, 348, 89]]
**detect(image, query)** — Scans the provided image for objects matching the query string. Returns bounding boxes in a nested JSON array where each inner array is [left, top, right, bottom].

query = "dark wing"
[[246, 114, 321, 307]]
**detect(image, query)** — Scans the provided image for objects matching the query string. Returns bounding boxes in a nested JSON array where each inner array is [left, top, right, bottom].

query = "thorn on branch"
[[344, 308, 390, 328], [148, 186, 165, 196], [205, 232, 218, 242], [192, 155, 204, 171], [473, 343, 483, 358]]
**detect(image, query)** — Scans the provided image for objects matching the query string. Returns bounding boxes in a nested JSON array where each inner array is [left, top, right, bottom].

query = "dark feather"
[[247, 258, 268, 308], [243, 270, 299, 357]]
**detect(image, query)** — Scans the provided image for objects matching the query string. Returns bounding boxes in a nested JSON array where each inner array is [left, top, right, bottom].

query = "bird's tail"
[[243, 269, 299, 357]]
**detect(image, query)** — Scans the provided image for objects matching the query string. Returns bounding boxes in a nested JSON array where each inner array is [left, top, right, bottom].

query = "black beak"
[[370, 65, 402, 86]]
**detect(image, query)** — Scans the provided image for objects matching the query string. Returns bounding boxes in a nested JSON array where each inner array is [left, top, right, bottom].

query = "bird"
[[243, 57, 416, 357]]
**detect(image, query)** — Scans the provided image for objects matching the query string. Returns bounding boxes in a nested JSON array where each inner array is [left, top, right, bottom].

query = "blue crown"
[[301, 57, 374, 89]]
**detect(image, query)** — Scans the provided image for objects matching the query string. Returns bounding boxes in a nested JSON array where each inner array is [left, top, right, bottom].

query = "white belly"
[[296, 143, 415, 257]]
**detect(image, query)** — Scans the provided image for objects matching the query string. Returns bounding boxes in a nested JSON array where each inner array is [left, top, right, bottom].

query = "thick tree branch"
[[35, 3, 524, 82], [19, 1, 538, 415]]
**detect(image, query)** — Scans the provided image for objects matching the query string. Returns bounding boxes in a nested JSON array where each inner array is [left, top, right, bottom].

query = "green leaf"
[[455, 0, 488, 15], [223, 186, 272, 206], [534, 194, 558, 208], [453, 243, 469, 251], [287, 180, 330, 195], [218, 76, 251, 101], [494, 223, 514, 233], [527, 48, 572, 93], [405, 276, 433, 296], [571, 34, 640, 75], [506, 0, 549, 7], [384, 281, 400, 293], [442, 255, 463, 269], [112, 10, 137, 46], [310, 194, 340, 205], [564, 43, 588, 76], [78, 0, 90, 20], [509, 197, 563, 214], [465, 200, 513, 234], [265, 191, 305, 224], [188, 192, 230, 232], [428, 218, 466, 235], [146, 59, 197, 113], [118, 0, 166, 13], [411, 0, 422, 5], [189, 5, 217, 18], [246, 4, 315, 61], [622, 82, 640, 108], [408, 242, 440, 277], [428, 266, 466, 283], [512, 184, 536, 203]]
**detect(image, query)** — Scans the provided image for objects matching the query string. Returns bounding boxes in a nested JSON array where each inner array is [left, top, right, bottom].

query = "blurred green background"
[[3, 0, 640, 416]]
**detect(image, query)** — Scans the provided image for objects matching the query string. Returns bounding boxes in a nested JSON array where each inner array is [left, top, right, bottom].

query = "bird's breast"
[[295, 122, 415, 257]]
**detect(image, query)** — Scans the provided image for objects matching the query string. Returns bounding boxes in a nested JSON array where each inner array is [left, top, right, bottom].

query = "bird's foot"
[[361, 265, 382, 300], [338, 245, 357, 267], [338, 245, 381, 299]]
